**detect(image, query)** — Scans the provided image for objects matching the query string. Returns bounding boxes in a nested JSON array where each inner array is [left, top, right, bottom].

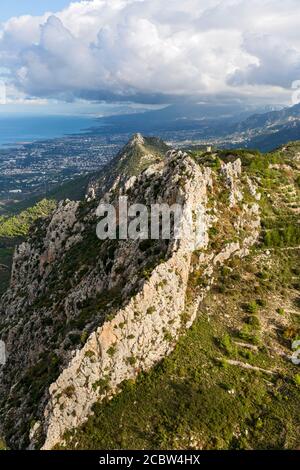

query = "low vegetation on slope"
[[1, 138, 300, 450], [0, 199, 56, 239], [0, 171, 95, 295], [60, 249, 300, 450], [0, 134, 177, 450], [0, 199, 56, 295], [60, 143, 300, 450]]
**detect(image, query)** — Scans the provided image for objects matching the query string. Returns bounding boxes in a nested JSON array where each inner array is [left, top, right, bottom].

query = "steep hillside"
[[86, 133, 169, 199], [0, 199, 57, 295], [236, 103, 300, 132], [61, 143, 300, 450], [0, 173, 96, 294], [0, 137, 299, 451], [0, 135, 167, 297], [239, 123, 300, 153], [0, 134, 173, 449], [229, 104, 300, 151], [60, 246, 300, 451]]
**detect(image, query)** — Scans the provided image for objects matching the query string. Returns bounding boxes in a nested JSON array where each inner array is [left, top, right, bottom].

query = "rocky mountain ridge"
[[1, 136, 299, 450]]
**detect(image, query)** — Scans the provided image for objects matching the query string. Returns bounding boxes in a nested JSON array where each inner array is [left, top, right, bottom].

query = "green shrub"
[[239, 324, 260, 345], [277, 308, 285, 316], [220, 334, 235, 355], [0, 438, 7, 450], [146, 306, 156, 315], [283, 326, 299, 340], [256, 298, 267, 308], [107, 345, 117, 357], [247, 315, 260, 329], [92, 377, 110, 394], [294, 375, 300, 386], [245, 301, 258, 314], [81, 331, 89, 345], [240, 350, 254, 361], [63, 385, 75, 398], [85, 350, 95, 358], [126, 356, 137, 366]]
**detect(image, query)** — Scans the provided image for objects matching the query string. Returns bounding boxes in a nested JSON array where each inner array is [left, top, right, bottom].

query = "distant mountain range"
[[89, 101, 283, 137], [89, 101, 300, 152], [235, 103, 300, 132], [230, 103, 300, 151]]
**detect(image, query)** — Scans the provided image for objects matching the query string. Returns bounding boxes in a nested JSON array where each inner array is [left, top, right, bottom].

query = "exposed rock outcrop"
[[0, 138, 260, 450]]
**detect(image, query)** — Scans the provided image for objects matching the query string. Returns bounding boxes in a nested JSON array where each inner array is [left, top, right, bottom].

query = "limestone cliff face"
[[0, 138, 260, 449]]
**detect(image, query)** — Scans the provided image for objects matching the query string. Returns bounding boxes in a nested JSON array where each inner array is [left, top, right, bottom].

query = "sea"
[[0, 114, 97, 148]]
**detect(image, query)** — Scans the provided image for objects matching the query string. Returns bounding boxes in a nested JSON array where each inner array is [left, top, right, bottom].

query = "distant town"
[[0, 133, 128, 200], [0, 114, 284, 207], [0, 127, 238, 203]]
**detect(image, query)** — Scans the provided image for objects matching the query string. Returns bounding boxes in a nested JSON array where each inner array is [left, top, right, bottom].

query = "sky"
[[0, 1, 72, 22], [0, 0, 299, 114]]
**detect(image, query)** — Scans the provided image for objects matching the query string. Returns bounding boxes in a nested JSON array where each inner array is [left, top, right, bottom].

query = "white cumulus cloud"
[[0, 0, 299, 104]]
